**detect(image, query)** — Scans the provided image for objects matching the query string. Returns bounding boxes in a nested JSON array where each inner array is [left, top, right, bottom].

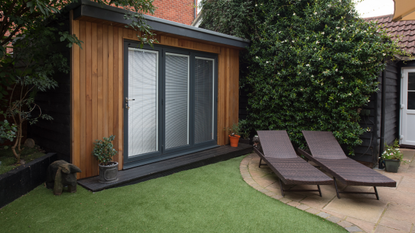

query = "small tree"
[[1, 0, 156, 163], [201, 0, 405, 153]]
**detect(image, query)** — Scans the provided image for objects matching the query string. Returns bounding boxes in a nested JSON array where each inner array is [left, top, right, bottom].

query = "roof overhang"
[[67, 0, 250, 48], [392, 0, 415, 21]]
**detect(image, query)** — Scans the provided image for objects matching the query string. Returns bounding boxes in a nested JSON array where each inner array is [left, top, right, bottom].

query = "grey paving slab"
[[240, 150, 415, 233]]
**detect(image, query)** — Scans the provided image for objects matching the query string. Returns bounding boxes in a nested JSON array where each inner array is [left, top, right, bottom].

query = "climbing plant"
[[201, 0, 406, 153]]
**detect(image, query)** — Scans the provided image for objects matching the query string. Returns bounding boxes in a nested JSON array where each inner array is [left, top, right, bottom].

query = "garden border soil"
[[0, 153, 57, 208]]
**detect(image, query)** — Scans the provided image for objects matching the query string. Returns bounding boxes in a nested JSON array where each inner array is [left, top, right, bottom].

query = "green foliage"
[[1, 0, 156, 100], [224, 121, 250, 139], [238, 119, 250, 139], [1, 0, 156, 160], [224, 123, 241, 136], [92, 135, 117, 165], [0, 111, 17, 142], [382, 139, 403, 160], [202, 0, 406, 153], [0, 146, 45, 175], [0, 120, 17, 142]]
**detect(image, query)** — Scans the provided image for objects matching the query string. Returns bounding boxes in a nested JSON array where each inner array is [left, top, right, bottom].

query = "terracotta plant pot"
[[98, 161, 119, 183], [229, 135, 241, 147], [384, 159, 400, 173]]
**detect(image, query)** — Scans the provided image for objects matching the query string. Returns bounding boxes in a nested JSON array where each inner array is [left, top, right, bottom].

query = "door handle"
[[125, 97, 135, 103], [125, 97, 135, 110]]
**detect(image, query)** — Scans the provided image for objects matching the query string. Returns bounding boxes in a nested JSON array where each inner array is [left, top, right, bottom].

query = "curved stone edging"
[[240, 153, 364, 233]]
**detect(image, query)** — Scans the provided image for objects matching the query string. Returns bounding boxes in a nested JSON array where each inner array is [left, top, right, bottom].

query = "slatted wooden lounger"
[[299, 131, 397, 200], [253, 130, 333, 197]]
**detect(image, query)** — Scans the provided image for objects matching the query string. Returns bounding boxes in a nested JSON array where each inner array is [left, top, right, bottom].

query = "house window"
[[123, 41, 218, 169]]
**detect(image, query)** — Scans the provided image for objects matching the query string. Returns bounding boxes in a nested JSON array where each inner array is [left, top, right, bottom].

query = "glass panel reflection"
[[409, 73, 415, 90], [408, 92, 415, 110]]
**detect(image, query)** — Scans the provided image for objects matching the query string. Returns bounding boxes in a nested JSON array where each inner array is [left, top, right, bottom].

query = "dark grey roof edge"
[[67, 0, 250, 48]]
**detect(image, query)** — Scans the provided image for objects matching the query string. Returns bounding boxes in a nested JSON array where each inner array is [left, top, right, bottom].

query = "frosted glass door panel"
[[128, 48, 158, 156], [194, 57, 214, 143], [165, 53, 190, 149], [408, 73, 415, 110]]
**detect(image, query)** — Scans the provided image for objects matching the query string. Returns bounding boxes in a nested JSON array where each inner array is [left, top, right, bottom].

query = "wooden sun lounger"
[[299, 131, 397, 200], [253, 130, 333, 197]]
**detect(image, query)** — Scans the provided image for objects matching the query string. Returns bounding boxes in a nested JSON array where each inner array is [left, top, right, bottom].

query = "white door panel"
[[400, 69, 415, 145], [127, 48, 159, 157]]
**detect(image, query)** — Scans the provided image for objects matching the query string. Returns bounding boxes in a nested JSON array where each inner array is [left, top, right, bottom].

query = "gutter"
[[378, 62, 387, 169]]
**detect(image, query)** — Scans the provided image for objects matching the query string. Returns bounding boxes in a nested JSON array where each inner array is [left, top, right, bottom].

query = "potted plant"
[[225, 123, 241, 147], [92, 135, 119, 183], [238, 119, 250, 144], [381, 139, 404, 173]]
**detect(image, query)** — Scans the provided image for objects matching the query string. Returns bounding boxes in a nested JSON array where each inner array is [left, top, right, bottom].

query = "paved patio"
[[240, 149, 415, 233]]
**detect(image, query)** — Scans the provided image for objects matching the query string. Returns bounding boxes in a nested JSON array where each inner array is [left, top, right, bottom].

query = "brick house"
[[148, 0, 202, 25]]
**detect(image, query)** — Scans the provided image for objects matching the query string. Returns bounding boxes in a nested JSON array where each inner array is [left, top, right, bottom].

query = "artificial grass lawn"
[[0, 156, 346, 232], [0, 146, 45, 175]]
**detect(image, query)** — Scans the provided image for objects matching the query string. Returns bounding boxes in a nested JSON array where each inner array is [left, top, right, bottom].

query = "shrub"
[[92, 135, 117, 165], [201, 0, 405, 153]]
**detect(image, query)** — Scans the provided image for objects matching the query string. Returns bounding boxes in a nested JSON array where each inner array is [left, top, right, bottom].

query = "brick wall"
[[148, 0, 195, 25]]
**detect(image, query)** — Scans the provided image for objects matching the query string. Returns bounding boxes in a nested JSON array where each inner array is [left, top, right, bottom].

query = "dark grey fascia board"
[[400, 60, 415, 67], [71, 0, 250, 48]]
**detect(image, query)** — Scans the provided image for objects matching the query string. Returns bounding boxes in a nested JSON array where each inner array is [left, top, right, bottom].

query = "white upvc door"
[[400, 68, 415, 146]]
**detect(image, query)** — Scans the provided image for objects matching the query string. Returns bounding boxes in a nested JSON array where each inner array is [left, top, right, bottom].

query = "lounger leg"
[[278, 178, 285, 197], [317, 185, 322, 197], [259, 158, 263, 168], [374, 186, 379, 200], [333, 178, 341, 199]]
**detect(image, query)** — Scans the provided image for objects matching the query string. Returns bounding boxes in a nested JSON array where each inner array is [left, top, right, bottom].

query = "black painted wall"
[[27, 13, 71, 162], [353, 60, 400, 167], [382, 61, 401, 146]]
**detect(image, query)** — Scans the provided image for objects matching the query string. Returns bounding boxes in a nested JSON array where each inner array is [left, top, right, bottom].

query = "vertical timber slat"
[[79, 20, 86, 178], [91, 22, 98, 176], [108, 25, 114, 138], [231, 49, 239, 129], [71, 12, 81, 178], [97, 24, 103, 141], [217, 47, 226, 145], [116, 27, 124, 169], [103, 25, 109, 137], [85, 21, 93, 178]]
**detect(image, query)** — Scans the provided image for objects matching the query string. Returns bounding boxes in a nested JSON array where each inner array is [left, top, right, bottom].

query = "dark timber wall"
[[382, 61, 400, 146], [28, 12, 71, 162], [353, 91, 378, 165], [353, 60, 400, 167]]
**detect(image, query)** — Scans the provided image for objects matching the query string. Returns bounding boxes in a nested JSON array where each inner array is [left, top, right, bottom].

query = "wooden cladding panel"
[[79, 20, 87, 178], [72, 21, 124, 178], [71, 16, 240, 178]]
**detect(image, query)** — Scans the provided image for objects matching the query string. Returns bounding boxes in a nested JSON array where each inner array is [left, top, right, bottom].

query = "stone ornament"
[[46, 160, 81, 195]]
